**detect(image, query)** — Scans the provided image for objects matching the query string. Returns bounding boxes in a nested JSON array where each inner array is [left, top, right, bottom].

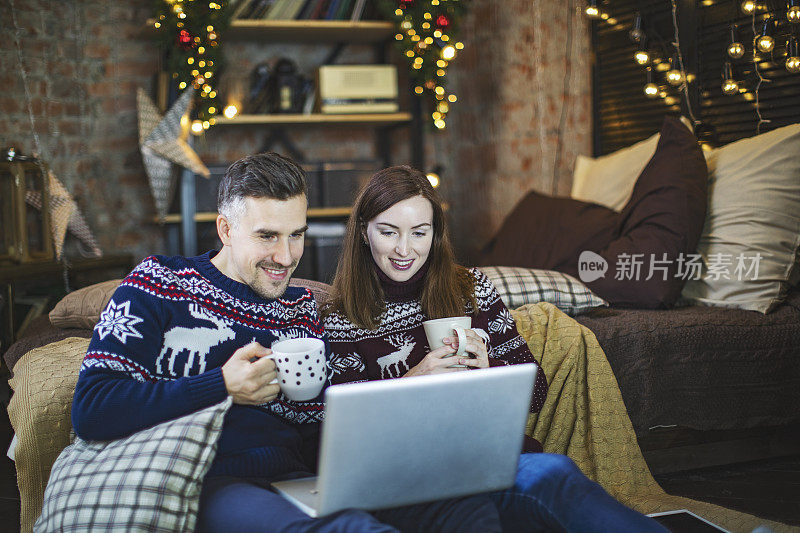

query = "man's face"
[[217, 195, 307, 299]]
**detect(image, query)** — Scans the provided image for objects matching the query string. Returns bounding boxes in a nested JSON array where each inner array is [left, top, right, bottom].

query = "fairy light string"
[[378, 0, 468, 129], [153, 0, 233, 131]]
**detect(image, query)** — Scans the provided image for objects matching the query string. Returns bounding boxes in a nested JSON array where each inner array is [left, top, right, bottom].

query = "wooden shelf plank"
[[156, 207, 351, 224], [213, 113, 412, 127], [144, 20, 396, 43]]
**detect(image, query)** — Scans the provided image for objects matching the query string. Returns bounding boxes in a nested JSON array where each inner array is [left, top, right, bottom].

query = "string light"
[[750, 6, 772, 133], [788, 0, 800, 22], [756, 17, 775, 52], [629, 11, 644, 42], [585, 0, 600, 18], [741, 0, 757, 14], [787, 36, 800, 72], [635, 40, 650, 65], [721, 61, 739, 95], [644, 67, 659, 98], [728, 24, 745, 58], [666, 56, 684, 85]]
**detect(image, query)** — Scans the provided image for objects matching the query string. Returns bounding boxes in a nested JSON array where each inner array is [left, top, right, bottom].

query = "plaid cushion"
[[479, 266, 607, 316], [35, 398, 232, 532]]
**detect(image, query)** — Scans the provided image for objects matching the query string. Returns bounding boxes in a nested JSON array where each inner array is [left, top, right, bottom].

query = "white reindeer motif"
[[155, 302, 236, 377], [376, 333, 416, 379]]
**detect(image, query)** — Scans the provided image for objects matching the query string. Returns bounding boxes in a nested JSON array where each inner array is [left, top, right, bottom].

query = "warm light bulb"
[[191, 120, 204, 135], [667, 69, 683, 86], [727, 42, 745, 59], [635, 50, 650, 64], [722, 79, 739, 95], [644, 83, 659, 98], [757, 35, 775, 52], [441, 45, 456, 60], [788, 6, 800, 22], [786, 56, 800, 72], [426, 172, 440, 188], [585, 5, 600, 17], [223, 105, 238, 119], [741, 0, 756, 13], [434, 119, 446, 129]]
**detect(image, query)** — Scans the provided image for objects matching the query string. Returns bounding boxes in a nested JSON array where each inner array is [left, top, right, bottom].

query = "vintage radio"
[[317, 65, 399, 114], [0, 155, 53, 263]]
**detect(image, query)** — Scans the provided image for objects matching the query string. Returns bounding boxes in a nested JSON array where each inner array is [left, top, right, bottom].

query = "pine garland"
[[152, 0, 233, 128], [377, 0, 470, 129]]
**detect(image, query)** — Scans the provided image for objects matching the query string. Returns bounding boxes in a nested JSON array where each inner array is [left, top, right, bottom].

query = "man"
[[71, 152, 499, 532]]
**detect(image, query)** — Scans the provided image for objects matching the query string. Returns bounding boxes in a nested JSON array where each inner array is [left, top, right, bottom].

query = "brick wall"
[[0, 0, 163, 261], [439, 0, 592, 262], [0, 0, 591, 264]]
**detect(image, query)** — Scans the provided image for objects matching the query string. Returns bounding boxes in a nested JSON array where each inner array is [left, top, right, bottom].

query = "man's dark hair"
[[217, 152, 307, 224]]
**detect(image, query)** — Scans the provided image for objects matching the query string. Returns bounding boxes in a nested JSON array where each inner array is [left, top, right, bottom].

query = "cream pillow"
[[570, 133, 658, 211], [571, 117, 694, 211], [681, 123, 800, 313]]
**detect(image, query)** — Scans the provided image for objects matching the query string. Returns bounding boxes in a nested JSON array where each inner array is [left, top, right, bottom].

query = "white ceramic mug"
[[269, 337, 327, 402], [422, 316, 471, 357]]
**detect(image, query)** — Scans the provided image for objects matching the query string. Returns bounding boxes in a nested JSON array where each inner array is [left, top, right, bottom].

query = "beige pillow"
[[48, 279, 122, 329], [570, 133, 658, 211], [7, 336, 90, 533], [681, 123, 800, 313], [570, 117, 694, 211]]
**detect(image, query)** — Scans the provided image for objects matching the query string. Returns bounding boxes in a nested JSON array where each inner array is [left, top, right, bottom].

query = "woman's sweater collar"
[[375, 260, 429, 302]]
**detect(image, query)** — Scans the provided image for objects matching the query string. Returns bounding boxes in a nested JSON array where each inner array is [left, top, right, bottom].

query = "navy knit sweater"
[[71, 251, 326, 479]]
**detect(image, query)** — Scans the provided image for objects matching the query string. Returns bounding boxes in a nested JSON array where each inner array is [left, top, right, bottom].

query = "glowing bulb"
[[208, 107, 216, 114], [179, 81, 187, 89], [757, 35, 774, 52], [224, 105, 238, 119], [722, 79, 739, 95], [741, 0, 756, 13], [667, 69, 683, 86], [441, 45, 456, 60], [787, 56, 800, 73], [787, 37, 800, 72], [635, 50, 650, 65], [426, 172, 440, 188], [789, 0, 800, 22], [727, 42, 744, 59], [585, 5, 600, 18], [414, 86, 424, 94], [448, 94, 457, 102], [434, 119, 446, 129], [191, 120, 203, 135], [644, 83, 659, 98]]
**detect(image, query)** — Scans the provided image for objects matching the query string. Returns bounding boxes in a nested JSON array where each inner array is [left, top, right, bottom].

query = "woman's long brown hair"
[[324, 165, 477, 330]]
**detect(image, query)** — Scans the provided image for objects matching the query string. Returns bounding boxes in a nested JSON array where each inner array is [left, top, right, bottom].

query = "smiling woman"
[[364, 195, 433, 283]]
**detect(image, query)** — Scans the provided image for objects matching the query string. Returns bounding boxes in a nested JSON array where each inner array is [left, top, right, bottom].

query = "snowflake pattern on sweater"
[[79, 254, 326, 424], [324, 268, 548, 412]]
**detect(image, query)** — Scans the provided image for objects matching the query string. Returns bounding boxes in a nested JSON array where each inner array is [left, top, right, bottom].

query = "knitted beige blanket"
[[513, 302, 794, 533]]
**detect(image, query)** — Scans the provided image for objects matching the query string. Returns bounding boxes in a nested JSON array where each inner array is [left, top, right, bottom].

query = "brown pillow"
[[49, 279, 122, 329], [483, 116, 708, 309]]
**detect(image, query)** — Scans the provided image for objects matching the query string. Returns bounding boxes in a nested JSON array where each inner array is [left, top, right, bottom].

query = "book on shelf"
[[264, 0, 290, 19], [282, 0, 308, 20], [308, 0, 330, 20], [349, 0, 366, 21], [335, 0, 353, 20], [324, 0, 341, 20], [297, 0, 318, 20]]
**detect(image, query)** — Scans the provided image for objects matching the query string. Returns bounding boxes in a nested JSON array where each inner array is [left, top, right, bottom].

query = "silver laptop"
[[271, 363, 538, 517]]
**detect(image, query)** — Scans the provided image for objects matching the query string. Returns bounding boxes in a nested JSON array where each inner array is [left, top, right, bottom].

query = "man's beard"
[[251, 260, 298, 299]]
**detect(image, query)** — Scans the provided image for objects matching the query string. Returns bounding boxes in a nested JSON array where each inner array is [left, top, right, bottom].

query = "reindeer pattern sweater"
[[71, 251, 326, 479], [324, 266, 548, 412]]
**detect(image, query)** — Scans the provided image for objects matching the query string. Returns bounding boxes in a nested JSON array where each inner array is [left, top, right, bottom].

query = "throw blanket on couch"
[[8, 308, 792, 532], [513, 302, 791, 533]]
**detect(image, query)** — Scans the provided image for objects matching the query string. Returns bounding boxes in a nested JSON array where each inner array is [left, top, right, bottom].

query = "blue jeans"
[[490, 453, 669, 532], [197, 474, 502, 532]]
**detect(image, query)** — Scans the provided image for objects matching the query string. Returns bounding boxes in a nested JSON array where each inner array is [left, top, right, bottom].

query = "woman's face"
[[365, 195, 434, 283]]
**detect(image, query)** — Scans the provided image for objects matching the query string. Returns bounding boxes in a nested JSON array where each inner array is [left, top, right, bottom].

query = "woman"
[[322, 166, 667, 532]]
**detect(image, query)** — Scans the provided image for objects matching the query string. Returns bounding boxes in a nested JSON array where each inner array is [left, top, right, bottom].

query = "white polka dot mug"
[[269, 337, 327, 402]]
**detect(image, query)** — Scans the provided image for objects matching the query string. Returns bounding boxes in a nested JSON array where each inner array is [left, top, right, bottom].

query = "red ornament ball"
[[178, 29, 194, 50], [436, 15, 450, 28]]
